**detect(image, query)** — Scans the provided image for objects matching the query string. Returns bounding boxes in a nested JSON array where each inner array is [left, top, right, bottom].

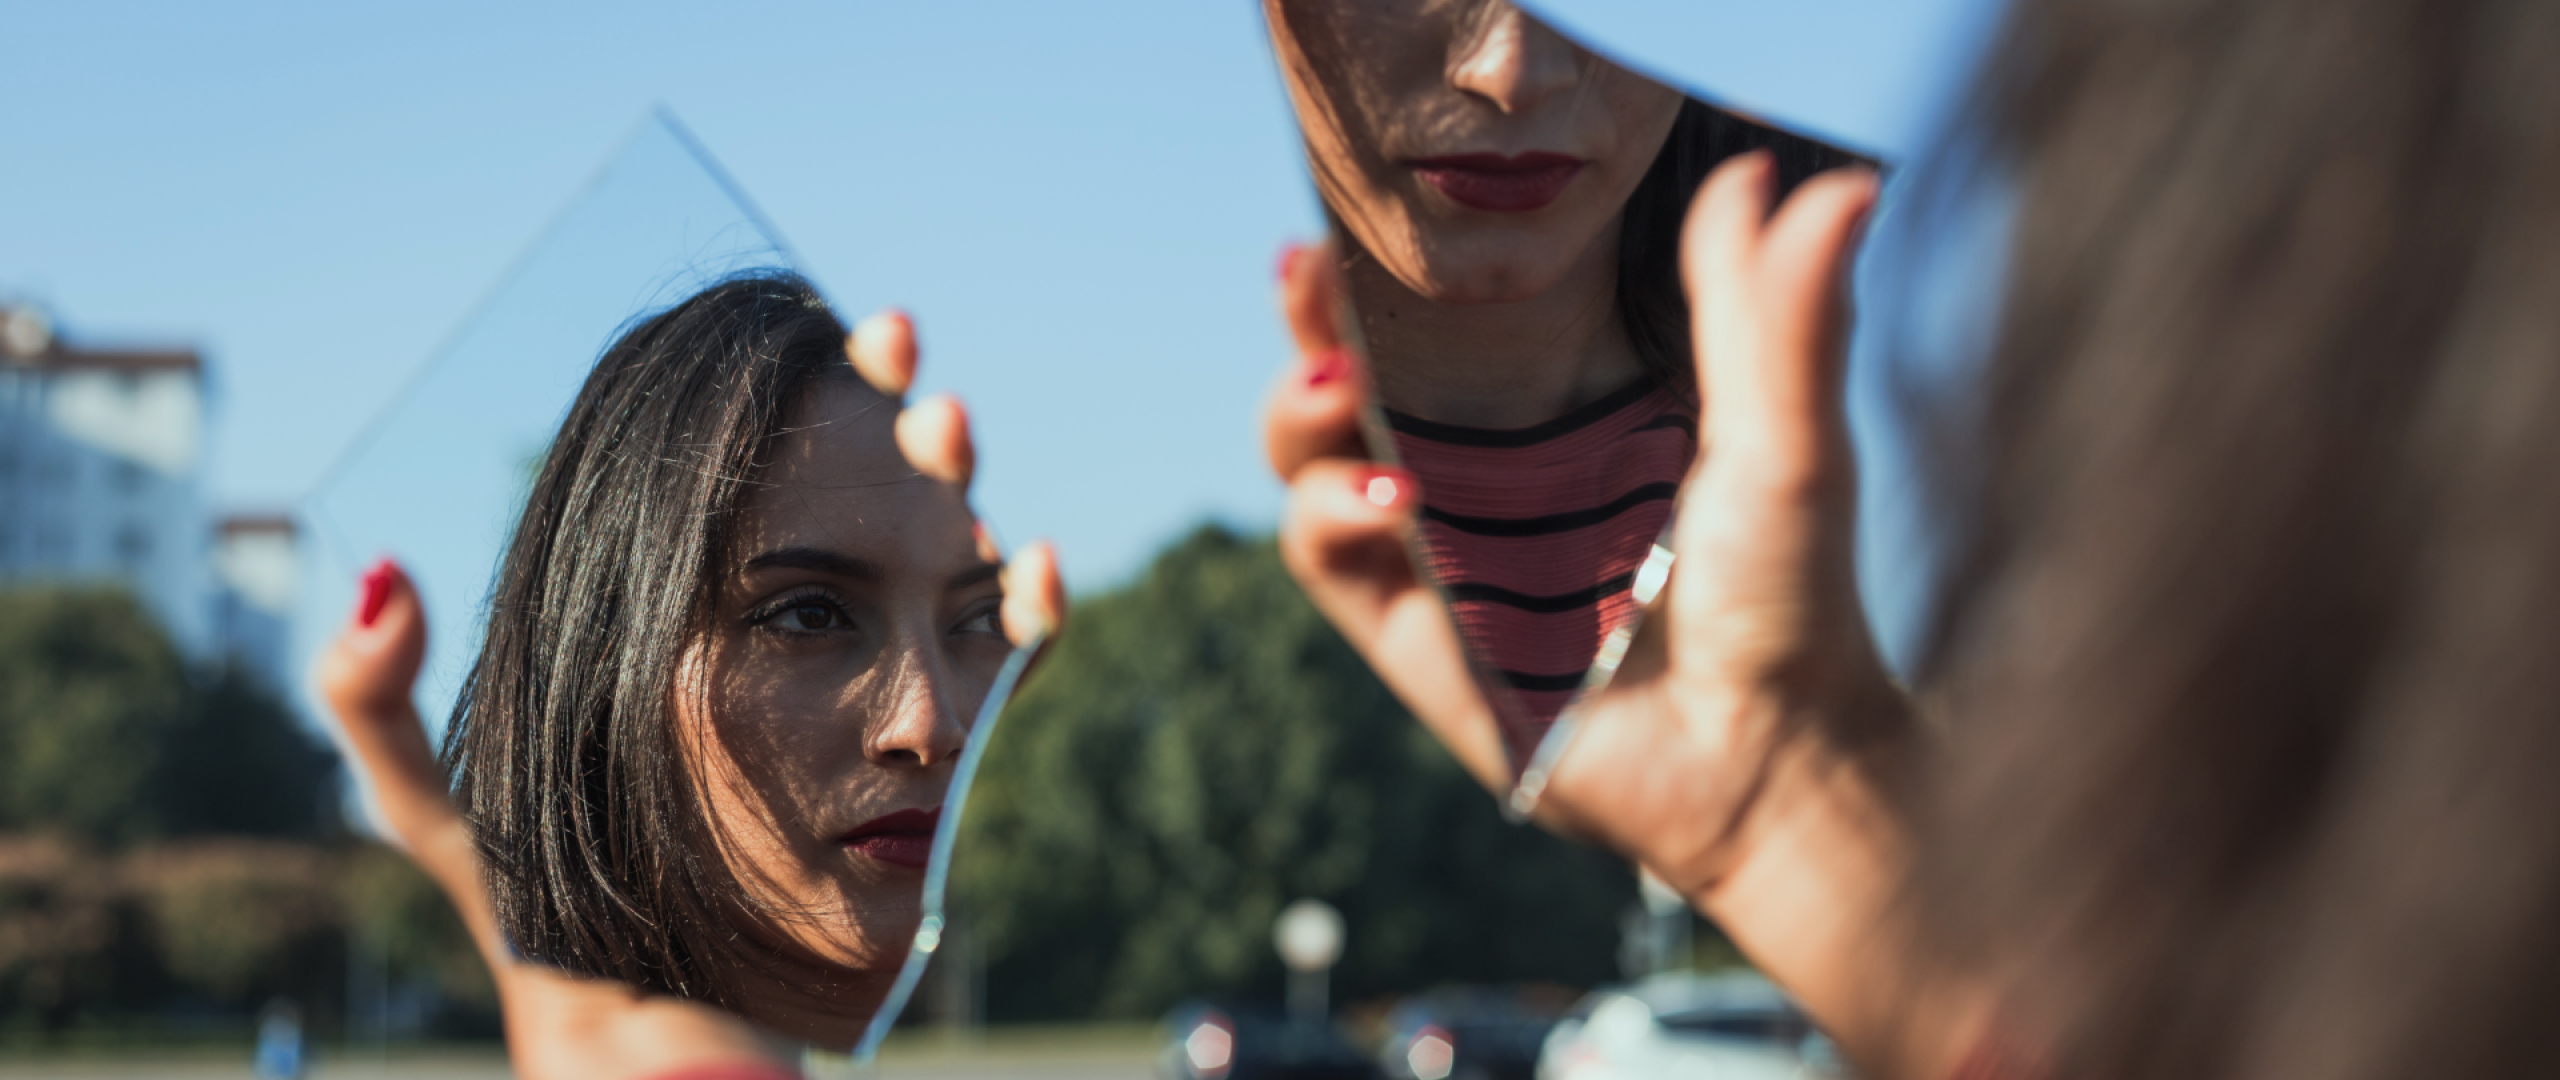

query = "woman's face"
[[676, 375, 1007, 980], [1267, 0, 1683, 305]]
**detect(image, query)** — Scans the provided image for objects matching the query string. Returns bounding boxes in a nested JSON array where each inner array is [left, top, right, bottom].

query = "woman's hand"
[[1268, 153, 1975, 1075], [850, 309, 1068, 645], [317, 559, 790, 1080], [1269, 151, 1892, 863]]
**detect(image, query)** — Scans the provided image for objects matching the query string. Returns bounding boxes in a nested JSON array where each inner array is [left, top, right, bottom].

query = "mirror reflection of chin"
[[253, 997, 305, 1080]]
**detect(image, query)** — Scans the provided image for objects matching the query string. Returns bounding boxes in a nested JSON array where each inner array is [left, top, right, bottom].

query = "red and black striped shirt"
[[1388, 378, 1696, 756]]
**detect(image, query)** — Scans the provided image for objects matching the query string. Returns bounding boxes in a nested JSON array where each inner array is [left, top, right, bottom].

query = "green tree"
[[0, 585, 336, 844], [153, 665, 339, 839], [0, 587, 191, 844], [955, 526, 1636, 1021], [0, 587, 490, 1036]]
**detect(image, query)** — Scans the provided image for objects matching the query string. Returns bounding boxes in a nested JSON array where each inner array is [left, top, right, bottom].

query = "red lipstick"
[[840, 807, 940, 870], [1411, 152, 1585, 212]]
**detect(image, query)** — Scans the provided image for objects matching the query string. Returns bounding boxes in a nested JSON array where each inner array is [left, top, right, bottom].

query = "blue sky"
[[2, 1, 2009, 694]]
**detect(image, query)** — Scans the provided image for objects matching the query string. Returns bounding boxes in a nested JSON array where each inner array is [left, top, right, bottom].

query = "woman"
[[1271, 0, 2560, 1075], [321, 273, 1064, 1074], [1266, 0, 1860, 759]]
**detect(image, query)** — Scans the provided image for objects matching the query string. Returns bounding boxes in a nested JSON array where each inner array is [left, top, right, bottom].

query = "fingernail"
[[357, 558, 394, 628], [1307, 347, 1352, 388], [1276, 243, 1306, 283], [1358, 466, 1413, 509]]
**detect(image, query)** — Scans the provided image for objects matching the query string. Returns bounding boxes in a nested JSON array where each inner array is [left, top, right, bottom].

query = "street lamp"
[[1273, 898, 1344, 1026]]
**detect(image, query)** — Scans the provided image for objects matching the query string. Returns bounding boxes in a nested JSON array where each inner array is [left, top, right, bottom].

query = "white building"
[[211, 513, 299, 692], [1, 302, 296, 691]]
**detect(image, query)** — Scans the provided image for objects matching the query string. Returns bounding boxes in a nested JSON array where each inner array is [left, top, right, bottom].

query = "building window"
[[113, 459, 146, 493]]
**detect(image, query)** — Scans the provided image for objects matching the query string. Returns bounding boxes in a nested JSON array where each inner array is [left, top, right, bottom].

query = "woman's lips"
[[1411, 152, 1585, 212], [840, 806, 940, 870]]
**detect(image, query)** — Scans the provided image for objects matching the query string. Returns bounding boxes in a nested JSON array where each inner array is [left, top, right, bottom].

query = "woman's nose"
[[864, 652, 969, 768], [1447, 3, 1581, 115]]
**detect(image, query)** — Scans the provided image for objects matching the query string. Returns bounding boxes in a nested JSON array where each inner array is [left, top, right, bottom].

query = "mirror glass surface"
[[300, 112, 1034, 1059], [1263, 0, 1866, 798]]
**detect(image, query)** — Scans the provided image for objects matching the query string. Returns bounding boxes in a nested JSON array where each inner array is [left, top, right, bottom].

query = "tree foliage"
[[0, 585, 337, 844], [0, 835, 493, 1036], [956, 526, 1636, 1021], [0, 586, 494, 1036]]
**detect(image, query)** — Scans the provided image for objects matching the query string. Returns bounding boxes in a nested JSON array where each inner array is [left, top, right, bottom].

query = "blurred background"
[[0, 1, 1999, 1075]]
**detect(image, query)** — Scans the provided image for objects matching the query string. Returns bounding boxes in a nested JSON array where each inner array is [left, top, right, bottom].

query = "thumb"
[[319, 557, 428, 724]]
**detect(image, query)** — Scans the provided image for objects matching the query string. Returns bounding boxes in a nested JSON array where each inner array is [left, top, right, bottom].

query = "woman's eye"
[[757, 593, 851, 635], [957, 606, 1004, 637], [785, 601, 839, 631]]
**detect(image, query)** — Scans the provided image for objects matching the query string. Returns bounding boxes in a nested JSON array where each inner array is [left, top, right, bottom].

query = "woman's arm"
[[318, 558, 792, 1080]]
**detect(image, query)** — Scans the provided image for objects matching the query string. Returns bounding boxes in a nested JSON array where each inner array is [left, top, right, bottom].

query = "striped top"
[[1388, 378, 1697, 758]]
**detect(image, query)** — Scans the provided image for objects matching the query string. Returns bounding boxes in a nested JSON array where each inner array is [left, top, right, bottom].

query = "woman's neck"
[[713, 932, 896, 1050], [1348, 223, 1646, 430]]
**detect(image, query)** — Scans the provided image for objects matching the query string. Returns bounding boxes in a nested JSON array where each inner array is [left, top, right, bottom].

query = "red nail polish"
[[358, 559, 394, 628], [1276, 244, 1305, 284], [1357, 466, 1414, 509], [1307, 347, 1351, 388]]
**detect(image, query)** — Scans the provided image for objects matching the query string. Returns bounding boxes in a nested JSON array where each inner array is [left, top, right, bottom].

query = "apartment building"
[[1, 302, 296, 691]]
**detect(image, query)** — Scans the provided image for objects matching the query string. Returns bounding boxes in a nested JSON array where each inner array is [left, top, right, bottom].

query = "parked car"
[[1536, 972, 1849, 1080], [1376, 986, 1569, 1080], [1158, 1000, 1383, 1080]]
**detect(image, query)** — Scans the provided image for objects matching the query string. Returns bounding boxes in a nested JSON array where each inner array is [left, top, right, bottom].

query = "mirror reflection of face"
[[675, 375, 1006, 1041], [1266, 0, 1683, 305]]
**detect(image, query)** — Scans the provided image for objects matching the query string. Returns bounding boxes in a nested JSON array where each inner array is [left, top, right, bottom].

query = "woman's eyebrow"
[[740, 546, 882, 581], [947, 563, 1002, 592]]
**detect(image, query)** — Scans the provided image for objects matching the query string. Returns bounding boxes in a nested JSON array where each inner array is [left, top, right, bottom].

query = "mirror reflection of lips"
[[839, 806, 940, 870], [1411, 152, 1585, 212]]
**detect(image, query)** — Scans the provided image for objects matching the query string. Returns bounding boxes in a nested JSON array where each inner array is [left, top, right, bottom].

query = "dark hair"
[[443, 271, 849, 1005], [1616, 100, 1871, 383], [1914, 0, 2560, 1074]]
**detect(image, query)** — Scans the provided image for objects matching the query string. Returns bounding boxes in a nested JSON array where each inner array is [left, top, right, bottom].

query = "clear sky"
[[2, 1, 2009, 691]]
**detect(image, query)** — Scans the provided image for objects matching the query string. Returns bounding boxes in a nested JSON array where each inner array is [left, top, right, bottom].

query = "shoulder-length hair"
[[444, 271, 847, 1005]]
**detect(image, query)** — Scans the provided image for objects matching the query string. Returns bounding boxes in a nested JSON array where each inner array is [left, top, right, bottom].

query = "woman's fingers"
[[1265, 344, 1369, 479], [852, 307, 976, 491], [1002, 539, 1066, 646], [316, 559, 444, 842], [318, 558, 427, 726], [1685, 153, 1876, 498], [1758, 169, 1879, 390], [1278, 458, 1418, 641], [847, 309, 918, 397], [1278, 241, 1342, 361], [1278, 457, 1512, 791], [896, 392, 976, 490], [1267, 241, 1369, 479]]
